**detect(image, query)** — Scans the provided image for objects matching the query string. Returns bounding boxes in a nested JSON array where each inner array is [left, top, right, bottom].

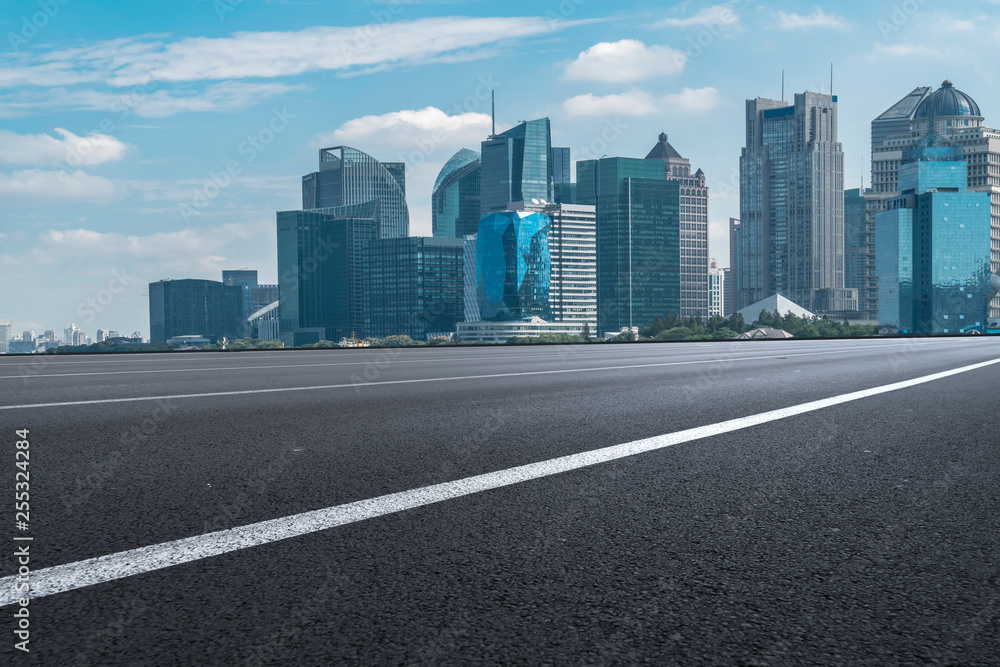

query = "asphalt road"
[[1, 338, 999, 665]]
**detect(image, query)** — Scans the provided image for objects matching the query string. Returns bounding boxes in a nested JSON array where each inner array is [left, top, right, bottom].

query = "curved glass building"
[[302, 146, 409, 239], [432, 149, 481, 238], [475, 211, 551, 321]]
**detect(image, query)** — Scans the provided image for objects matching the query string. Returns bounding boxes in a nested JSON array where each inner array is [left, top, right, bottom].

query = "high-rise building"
[[876, 143, 992, 333], [473, 211, 551, 321], [551, 147, 571, 185], [0, 321, 11, 354], [735, 92, 854, 315], [645, 132, 709, 318], [480, 118, 553, 218], [870, 81, 1000, 318], [463, 234, 480, 323], [509, 201, 597, 331], [577, 157, 681, 334], [363, 237, 465, 339], [95, 329, 109, 342], [432, 149, 481, 238], [148, 279, 244, 343], [844, 187, 872, 317], [708, 259, 726, 317], [223, 269, 258, 328], [301, 146, 409, 239], [276, 209, 378, 345], [722, 267, 732, 317]]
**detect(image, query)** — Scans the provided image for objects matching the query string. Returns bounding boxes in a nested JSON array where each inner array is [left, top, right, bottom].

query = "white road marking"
[[1, 355, 997, 605], [0, 344, 932, 410]]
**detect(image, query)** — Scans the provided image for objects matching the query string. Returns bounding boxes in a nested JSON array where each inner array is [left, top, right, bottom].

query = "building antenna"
[[491, 89, 496, 138], [830, 62, 834, 96], [781, 70, 784, 102]]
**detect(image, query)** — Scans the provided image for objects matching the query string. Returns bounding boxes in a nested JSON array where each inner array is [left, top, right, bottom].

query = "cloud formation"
[[0, 129, 130, 166], [563, 40, 686, 83], [773, 8, 849, 31], [563, 87, 720, 117], [0, 169, 122, 204], [653, 2, 746, 29]]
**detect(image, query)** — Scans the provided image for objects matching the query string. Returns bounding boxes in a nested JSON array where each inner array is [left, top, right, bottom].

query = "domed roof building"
[[914, 81, 981, 119]]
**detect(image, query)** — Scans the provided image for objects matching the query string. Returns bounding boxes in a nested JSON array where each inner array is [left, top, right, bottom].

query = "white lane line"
[[0, 344, 933, 410], [2, 356, 997, 605], [0, 341, 917, 380]]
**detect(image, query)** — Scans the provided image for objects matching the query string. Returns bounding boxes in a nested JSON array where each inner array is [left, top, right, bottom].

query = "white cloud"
[[663, 87, 722, 113], [871, 42, 941, 58], [773, 8, 849, 31], [654, 3, 744, 29], [563, 87, 721, 117], [0, 82, 298, 118], [0, 169, 122, 204], [563, 40, 686, 83], [563, 90, 657, 117], [0, 129, 130, 167], [0, 17, 580, 89], [320, 107, 492, 159]]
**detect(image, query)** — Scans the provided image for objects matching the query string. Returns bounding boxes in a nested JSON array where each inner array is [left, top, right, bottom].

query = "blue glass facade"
[[480, 118, 553, 218], [577, 157, 680, 333], [432, 149, 482, 238], [475, 211, 551, 320], [301, 146, 409, 239], [148, 279, 245, 343], [876, 147, 991, 333]]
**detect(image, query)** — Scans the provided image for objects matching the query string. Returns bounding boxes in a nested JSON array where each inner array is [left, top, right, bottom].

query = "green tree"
[[581, 323, 591, 341]]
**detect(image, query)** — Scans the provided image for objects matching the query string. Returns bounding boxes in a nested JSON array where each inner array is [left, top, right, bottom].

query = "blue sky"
[[1, 0, 998, 337]]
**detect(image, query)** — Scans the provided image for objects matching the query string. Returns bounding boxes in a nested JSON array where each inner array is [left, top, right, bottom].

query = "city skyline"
[[3, 0, 1000, 334]]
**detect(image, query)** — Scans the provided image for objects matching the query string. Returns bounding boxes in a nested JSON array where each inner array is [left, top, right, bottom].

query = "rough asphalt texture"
[[1, 338, 998, 665]]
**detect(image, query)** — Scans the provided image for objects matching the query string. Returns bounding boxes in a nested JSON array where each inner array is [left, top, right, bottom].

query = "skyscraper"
[[276, 209, 378, 345], [474, 211, 551, 321], [870, 81, 1000, 318], [550, 147, 571, 186], [301, 146, 409, 239], [735, 92, 853, 315], [509, 201, 597, 331], [148, 279, 244, 343], [708, 259, 726, 318], [577, 157, 681, 334], [645, 132, 709, 318], [432, 149, 481, 238], [844, 187, 871, 315], [480, 118, 553, 218], [876, 143, 992, 334], [363, 237, 465, 339]]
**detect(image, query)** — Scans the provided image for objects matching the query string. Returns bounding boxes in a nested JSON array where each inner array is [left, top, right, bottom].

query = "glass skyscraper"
[[474, 211, 551, 321], [363, 237, 465, 340], [148, 279, 245, 343], [301, 146, 409, 239], [432, 148, 481, 238], [870, 81, 1000, 319], [480, 118, 553, 218], [843, 188, 871, 308], [577, 157, 681, 334], [876, 144, 992, 334], [276, 209, 378, 345], [735, 92, 852, 315]]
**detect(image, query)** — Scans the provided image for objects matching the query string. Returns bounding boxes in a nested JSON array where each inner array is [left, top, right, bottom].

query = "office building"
[[473, 211, 551, 321], [509, 201, 597, 331], [735, 92, 854, 315], [844, 187, 873, 318], [708, 259, 726, 318], [457, 316, 591, 343], [876, 143, 992, 334], [223, 269, 258, 327], [363, 237, 465, 340], [0, 320, 11, 354], [276, 209, 378, 345], [301, 146, 409, 239], [577, 157, 681, 334], [432, 149, 481, 238], [551, 147, 571, 185], [480, 118, 553, 218], [645, 132, 710, 318], [870, 81, 1000, 318], [463, 234, 480, 323], [148, 279, 244, 343]]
